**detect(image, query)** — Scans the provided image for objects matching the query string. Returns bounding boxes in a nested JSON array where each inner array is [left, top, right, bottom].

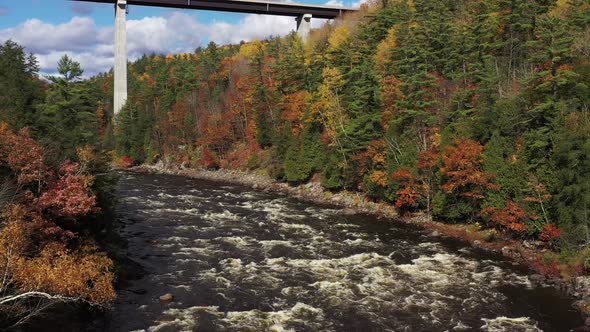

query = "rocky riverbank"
[[134, 163, 397, 217], [131, 162, 590, 324]]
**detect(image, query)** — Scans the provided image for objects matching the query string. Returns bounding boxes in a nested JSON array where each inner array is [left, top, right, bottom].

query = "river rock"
[[342, 208, 357, 215], [576, 276, 590, 292], [472, 240, 481, 247], [530, 274, 545, 284], [331, 196, 343, 203], [501, 246, 514, 257], [154, 160, 165, 171], [159, 293, 174, 302], [430, 231, 440, 237]]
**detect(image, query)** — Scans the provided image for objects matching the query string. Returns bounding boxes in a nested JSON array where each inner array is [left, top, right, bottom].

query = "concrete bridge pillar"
[[114, 0, 128, 115], [296, 14, 312, 42]]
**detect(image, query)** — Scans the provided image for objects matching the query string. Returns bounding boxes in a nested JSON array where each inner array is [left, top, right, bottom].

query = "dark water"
[[102, 172, 583, 331]]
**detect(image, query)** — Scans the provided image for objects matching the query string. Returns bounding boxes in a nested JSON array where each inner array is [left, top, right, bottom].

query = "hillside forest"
[[110, 0, 589, 261]]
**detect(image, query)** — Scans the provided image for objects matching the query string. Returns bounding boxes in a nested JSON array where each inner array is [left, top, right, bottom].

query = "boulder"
[[159, 293, 174, 302]]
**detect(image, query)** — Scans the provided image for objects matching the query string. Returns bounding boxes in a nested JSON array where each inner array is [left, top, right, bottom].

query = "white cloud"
[[0, 11, 332, 76], [351, 0, 368, 8], [210, 15, 295, 45], [126, 13, 207, 57], [37, 51, 115, 77], [0, 17, 102, 54], [325, 0, 345, 6]]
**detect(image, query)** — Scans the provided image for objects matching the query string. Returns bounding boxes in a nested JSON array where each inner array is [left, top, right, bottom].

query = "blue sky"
[[0, 1, 259, 28], [0, 0, 360, 75]]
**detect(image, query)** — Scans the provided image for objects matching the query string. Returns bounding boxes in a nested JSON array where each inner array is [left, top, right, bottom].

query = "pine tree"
[[552, 112, 590, 244], [284, 122, 324, 183], [37, 55, 99, 161], [0, 40, 44, 130], [482, 131, 527, 208]]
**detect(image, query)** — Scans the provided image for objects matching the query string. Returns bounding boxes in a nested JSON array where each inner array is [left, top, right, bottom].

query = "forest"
[[0, 43, 116, 327], [110, 0, 590, 265], [0, 0, 589, 327]]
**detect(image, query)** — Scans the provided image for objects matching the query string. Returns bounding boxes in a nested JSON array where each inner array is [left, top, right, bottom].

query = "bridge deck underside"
[[73, 0, 353, 19]]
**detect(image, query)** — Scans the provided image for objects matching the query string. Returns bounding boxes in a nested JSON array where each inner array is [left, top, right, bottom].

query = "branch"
[[0, 291, 79, 305]]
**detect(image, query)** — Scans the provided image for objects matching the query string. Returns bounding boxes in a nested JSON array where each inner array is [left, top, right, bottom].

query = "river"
[[97, 171, 583, 331]]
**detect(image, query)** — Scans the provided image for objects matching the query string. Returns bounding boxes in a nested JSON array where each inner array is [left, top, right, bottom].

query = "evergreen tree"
[[552, 112, 590, 244], [116, 103, 149, 162], [105, 0, 590, 250], [0, 40, 44, 130], [284, 123, 324, 183], [482, 131, 527, 208], [37, 55, 99, 161]]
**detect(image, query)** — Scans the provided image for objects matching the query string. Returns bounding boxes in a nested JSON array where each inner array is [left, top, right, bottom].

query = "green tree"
[[115, 103, 152, 162], [552, 112, 590, 245], [37, 55, 99, 161], [482, 131, 527, 209], [0, 40, 44, 130], [284, 122, 324, 183]]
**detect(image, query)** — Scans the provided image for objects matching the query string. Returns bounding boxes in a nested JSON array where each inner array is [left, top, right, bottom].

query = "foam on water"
[[242, 198, 307, 221], [106, 172, 584, 332], [481, 317, 542, 332], [175, 248, 539, 330], [145, 208, 200, 216], [203, 210, 241, 222], [147, 303, 327, 332], [144, 199, 166, 207], [147, 306, 222, 332]]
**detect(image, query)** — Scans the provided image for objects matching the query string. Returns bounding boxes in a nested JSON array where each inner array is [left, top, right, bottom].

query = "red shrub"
[[121, 155, 135, 168], [201, 148, 219, 169], [482, 200, 530, 233], [37, 161, 97, 219], [539, 224, 562, 242], [392, 169, 421, 211]]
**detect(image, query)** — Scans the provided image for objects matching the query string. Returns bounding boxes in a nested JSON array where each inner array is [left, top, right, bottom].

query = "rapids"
[[104, 172, 583, 331]]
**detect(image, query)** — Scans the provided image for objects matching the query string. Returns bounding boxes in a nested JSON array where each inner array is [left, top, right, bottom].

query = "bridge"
[[72, 0, 357, 114]]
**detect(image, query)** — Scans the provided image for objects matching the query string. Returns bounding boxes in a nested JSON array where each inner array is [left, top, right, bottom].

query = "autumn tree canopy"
[[105, 0, 588, 251]]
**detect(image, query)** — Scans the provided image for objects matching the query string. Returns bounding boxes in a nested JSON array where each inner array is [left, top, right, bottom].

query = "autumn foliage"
[[539, 224, 562, 242], [119, 155, 135, 168], [105, 0, 590, 270], [482, 200, 530, 233], [392, 169, 421, 212], [441, 139, 499, 199], [0, 123, 47, 186], [0, 123, 115, 326], [200, 147, 219, 169], [37, 161, 98, 219]]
